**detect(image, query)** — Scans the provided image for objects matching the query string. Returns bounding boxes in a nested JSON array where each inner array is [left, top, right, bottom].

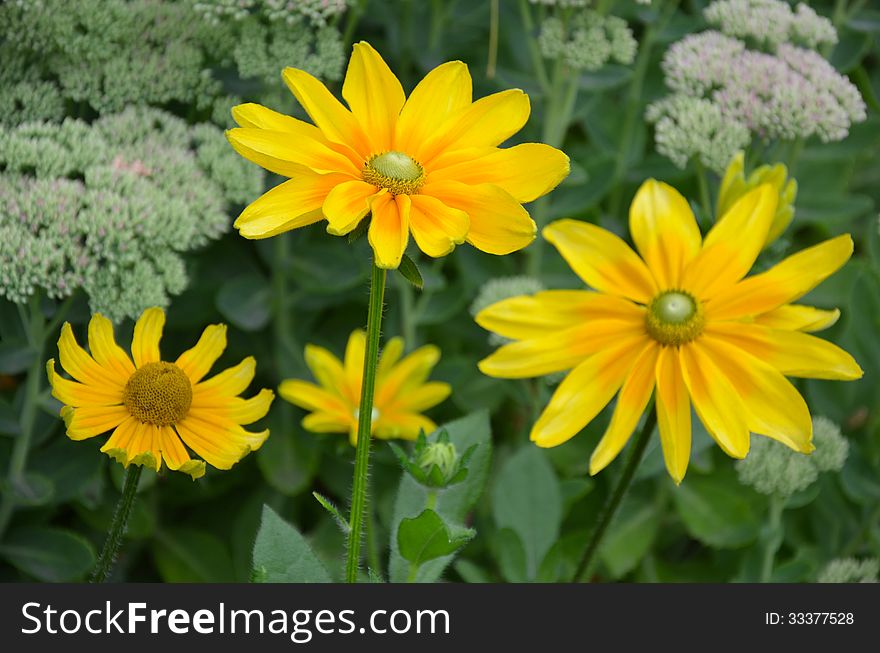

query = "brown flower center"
[[123, 361, 192, 426]]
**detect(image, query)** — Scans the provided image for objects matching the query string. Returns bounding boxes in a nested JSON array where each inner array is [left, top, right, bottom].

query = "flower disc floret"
[[362, 151, 425, 195], [645, 290, 705, 346], [123, 362, 192, 426]]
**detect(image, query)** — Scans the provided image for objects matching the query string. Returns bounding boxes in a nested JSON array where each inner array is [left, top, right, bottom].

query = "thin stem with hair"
[[345, 262, 387, 583], [573, 404, 657, 582], [91, 465, 143, 583]]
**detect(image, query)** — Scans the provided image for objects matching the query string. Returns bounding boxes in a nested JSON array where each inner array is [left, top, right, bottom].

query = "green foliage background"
[[0, 0, 878, 583]]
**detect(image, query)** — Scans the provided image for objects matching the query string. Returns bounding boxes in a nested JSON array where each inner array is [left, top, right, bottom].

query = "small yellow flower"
[[47, 308, 274, 479], [279, 331, 451, 444], [476, 179, 862, 483], [227, 41, 569, 269], [718, 151, 797, 245]]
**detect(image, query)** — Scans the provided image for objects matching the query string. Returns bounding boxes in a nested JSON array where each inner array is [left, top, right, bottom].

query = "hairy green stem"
[[345, 263, 387, 583], [760, 494, 786, 583], [91, 465, 143, 583], [573, 405, 656, 582]]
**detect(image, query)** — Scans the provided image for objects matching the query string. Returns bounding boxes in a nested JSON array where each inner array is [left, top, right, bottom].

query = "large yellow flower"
[[47, 308, 274, 479], [226, 41, 569, 269], [476, 180, 862, 483], [279, 331, 451, 444]]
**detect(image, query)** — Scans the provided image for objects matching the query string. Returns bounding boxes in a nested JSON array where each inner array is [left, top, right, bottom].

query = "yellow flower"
[[46, 307, 274, 479], [279, 331, 451, 444], [718, 151, 797, 245], [476, 179, 862, 483], [226, 41, 569, 269]]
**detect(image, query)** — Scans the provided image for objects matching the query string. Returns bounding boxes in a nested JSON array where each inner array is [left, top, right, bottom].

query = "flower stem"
[[694, 159, 713, 225], [345, 262, 387, 583], [573, 404, 656, 582], [760, 494, 786, 583], [91, 465, 142, 583]]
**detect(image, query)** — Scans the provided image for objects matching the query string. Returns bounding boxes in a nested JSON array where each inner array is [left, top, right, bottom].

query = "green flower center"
[[362, 150, 425, 195], [645, 290, 705, 346], [123, 361, 192, 426]]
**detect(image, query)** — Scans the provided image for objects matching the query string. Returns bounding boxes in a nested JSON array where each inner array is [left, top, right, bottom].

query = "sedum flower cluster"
[[817, 558, 879, 583], [736, 416, 849, 497], [0, 108, 262, 320], [0, 0, 345, 127], [539, 11, 637, 71], [649, 0, 865, 172], [704, 0, 837, 50]]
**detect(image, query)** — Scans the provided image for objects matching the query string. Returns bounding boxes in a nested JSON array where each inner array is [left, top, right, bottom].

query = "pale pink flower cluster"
[[704, 0, 837, 50], [661, 31, 866, 143]]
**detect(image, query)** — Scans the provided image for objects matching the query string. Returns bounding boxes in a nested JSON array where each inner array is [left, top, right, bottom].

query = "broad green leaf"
[[0, 342, 37, 375], [251, 505, 331, 583], [672, 470, 762, 548], [599, 488, 661, 578], [256, 422, 318, 496], [492, 446, 562, 580], [397, 509, 474, 566], [388, 411, 492, 582], [494, 528, 527, 583], [0, 527, 94, 581], [6, 473, 54, 507]]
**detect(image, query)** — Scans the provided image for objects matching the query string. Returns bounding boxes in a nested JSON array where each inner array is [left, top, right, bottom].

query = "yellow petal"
[[589, 343, 659, 475], [131, 307, 165, 368], [222, 389, 275, 425], [395, 61, 472, 155], [655, 346, 691, 484], [303, 411, 353, 434], [478, 320, 646, 379], [705, 235, 854, 320], [323, 181, 380, 236], [282, 67, 371, 157], [234, 174, 344, 239], [368, 192, 409, 269], [304, 343, 349, 399], [419, 89, 530, 164], [629, 179, 702, 289], [374, 344, 441, 406], [682, 184, 778, 299], [427, 143, 570, 203], [377, 337, 405, 379], [390, 381, 451, 413], [58, 323, 123, 388], [753, 304, 840, 332], [476, 290, 643, 341], [422, 180, 535, 255], [174, 416, 255, 470], [679, 342, 750, 459], [100, 416, 139, 465], [226, 128, 360, 177], [126, 421, 162, 471], [47, 359, 123, 407], [373, 412, 436, 441], [62, 404, 129, 441], [176, 324, 227, 385], [278, 379, 351, 414], [232, 102, 314, 131], [87, 314, 135, 380], [158, 425, 205, 479], [343, 330, 366, 393], [342, 42, 406, 152], [705, 322, 863, 380], [543, 219, 658, 303], [701, 336, 813, 453], [408, 193, 469, 258], [193, 357, 256, 398], [530, 336, 648, 447]]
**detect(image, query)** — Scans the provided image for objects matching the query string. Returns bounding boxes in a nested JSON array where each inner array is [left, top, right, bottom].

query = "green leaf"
[[494, 528, 527, 583], [252, 505, 331, 583], [0, 527, 95, 581], [6, 473, 54, 507], [313, 492, 350, 533], [492, 446, 562, 580], [672, 471, 762, 548], [215, 272, 271, 332], [599, 489, 661, 578], [154, 529, 235, 583], [397, 253, 424, 289], [397, 509, 474, 566], [347, 217, 369, 243], [388, 411, 492, 582], [256, 417, 318, 496]]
